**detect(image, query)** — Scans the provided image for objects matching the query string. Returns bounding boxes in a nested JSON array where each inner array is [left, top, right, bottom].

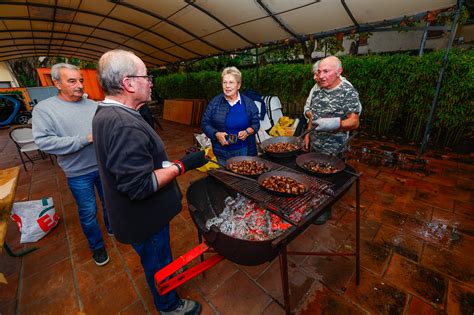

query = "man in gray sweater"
[[32, 63, 111, 266]]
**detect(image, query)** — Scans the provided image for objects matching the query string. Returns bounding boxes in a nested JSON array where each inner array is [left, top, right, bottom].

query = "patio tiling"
[[0, 120, 473, 315]]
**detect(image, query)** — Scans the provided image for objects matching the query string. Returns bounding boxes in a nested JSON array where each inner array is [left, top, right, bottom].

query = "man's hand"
[[87, 133, 93, 143], [215, 132, 228, 146], [315, 117, 341, 132]]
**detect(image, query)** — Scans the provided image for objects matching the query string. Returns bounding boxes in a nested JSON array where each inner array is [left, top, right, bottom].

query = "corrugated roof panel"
[[29, 5, 55, 20], [74, 12, 106, 27], [5, 20, 35, 30], [0, 4, 29, 17], [130, 0, 186, 18], [79, 0, 116, 15], [108, 5, 158, 29], [198, 0, 266, 25], [84, 38, 117, 49], [202, 29, 253, 51], [148, 22, 195, 45], [162, 45, 200, 60], [0, 39, 17, 46], [121, 39, 158, 55], [169, 5, 223, 37], [232, 18, 293, 44], [98, 18, 143, 37], [134, 32, 175, 50], [90, 29, 131, 44], [181, 39, 221, 56]]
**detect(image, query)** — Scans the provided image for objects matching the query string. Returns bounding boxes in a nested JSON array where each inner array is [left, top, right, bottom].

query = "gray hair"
[[97, 50, 139, 95], [221, 66, 242, 83], [51, 63, 80, 81], [311, 61, 320, 74]]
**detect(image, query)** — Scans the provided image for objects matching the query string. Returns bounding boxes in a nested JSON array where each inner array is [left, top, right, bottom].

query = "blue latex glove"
[[315, 117, 341, 131]]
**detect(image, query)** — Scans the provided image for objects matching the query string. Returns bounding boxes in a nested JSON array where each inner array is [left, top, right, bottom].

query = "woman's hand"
[[237, 130, 248, 140], [216, 132, 228, 146]]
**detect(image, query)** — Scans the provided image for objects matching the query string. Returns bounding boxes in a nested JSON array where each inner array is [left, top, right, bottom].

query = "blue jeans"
[[67, 170, 111, 251], [216, 146, 248, 166], [132, 225, 180, 312]]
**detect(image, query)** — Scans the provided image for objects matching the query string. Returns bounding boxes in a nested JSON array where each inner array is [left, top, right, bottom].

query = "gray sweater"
[[32, 96, 98, 177]]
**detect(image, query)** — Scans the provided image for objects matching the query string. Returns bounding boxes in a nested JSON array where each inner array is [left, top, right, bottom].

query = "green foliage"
[[155, 49, 474, 147]]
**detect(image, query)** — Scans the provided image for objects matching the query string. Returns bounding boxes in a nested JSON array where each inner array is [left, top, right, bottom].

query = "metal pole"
[[356, 174, 360, 285], [279, 246, 291, 315], [418, 21, 430, 56], [419, 0, 462, 157], [256, 47, 260, 90]]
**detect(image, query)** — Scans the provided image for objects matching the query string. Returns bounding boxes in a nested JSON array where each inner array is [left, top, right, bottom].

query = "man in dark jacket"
[[93, 49, 206, 315]]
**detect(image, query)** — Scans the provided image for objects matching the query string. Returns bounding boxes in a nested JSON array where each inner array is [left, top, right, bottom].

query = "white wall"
[[0, 62, 19, 87], [311, 29, 451, 58]]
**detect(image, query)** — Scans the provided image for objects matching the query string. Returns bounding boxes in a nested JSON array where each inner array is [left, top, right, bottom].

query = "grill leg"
[[197, 231, 208, 279], [356, 175, 361, 285], [279, 246, 291, 315]]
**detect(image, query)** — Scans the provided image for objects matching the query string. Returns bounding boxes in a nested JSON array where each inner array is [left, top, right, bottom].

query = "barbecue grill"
[[155, 153, 361, 314]]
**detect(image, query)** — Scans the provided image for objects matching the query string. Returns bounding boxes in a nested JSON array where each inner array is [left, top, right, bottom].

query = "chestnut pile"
[[261, 175, 306, 195], [303, 161, 338, 174], [265, 142, 299, 153], [228, 160, 267, 175]]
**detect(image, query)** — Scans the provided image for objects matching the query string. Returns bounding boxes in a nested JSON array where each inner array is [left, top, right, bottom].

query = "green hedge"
[[155, 49, 473, 146]]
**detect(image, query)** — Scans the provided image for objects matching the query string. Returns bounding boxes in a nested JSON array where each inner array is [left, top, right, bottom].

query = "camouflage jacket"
[[304, 80, 361, 154]]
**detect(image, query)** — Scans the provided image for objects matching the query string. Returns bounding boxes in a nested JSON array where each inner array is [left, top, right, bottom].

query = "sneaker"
[[92, 247, 109, 266], [106, 226, 113, 236], [161, 299, 201, 315]]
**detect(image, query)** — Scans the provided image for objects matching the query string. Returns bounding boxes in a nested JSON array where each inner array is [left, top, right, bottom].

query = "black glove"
[[176, 150, 207, 175]]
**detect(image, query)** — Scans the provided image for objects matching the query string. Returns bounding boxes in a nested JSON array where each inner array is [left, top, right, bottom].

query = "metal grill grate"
[[208, 167, 333, 225]]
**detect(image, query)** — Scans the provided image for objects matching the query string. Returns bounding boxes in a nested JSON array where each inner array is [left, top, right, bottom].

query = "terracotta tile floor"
[[0, 120, 473, 315]]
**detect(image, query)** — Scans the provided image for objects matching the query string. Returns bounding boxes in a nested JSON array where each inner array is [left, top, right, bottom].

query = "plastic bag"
[[196, 147, 219, 172], [269, 116, 296, 136], [10, 197, 59, 243]]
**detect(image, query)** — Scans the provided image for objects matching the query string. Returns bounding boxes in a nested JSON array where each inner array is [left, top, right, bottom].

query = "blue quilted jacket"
[[202, 93, 260, 157]]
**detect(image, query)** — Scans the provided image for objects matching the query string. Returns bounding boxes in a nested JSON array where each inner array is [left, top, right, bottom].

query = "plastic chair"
[[9, 127, 54, 171]]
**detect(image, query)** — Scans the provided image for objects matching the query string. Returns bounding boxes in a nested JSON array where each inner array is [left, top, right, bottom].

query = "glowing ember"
[[206, 194, 308, 241]]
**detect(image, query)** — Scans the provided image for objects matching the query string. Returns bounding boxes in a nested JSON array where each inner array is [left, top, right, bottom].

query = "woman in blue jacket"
[[202, 67, 260, 165]]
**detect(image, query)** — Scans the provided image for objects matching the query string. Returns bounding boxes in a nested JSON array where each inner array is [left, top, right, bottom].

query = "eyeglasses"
[[126, 74, 154, 82]]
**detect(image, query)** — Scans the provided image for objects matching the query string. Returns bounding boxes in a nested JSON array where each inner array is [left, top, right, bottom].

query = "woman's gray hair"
[[97, 50, 139, 95], [51, 63, 80, 81], [221, 66, 242, 83]]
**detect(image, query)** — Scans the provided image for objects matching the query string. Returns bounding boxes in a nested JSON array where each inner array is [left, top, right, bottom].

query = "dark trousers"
[[131, 225, 180, 312]]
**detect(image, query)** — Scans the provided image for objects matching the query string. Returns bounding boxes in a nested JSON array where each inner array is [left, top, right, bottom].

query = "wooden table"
[[0, 166, 20, 250], [0, 166, 36, 257]]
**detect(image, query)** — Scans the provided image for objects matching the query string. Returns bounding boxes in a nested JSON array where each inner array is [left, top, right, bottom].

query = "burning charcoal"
[[205, 194, 292, 241]]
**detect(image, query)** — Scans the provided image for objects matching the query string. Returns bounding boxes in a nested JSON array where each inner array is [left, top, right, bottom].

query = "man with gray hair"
[[303, 56, 361, 224], [303, 56, 361, 154], [93, 50, 205, 315], [32, 63, 112, 266]]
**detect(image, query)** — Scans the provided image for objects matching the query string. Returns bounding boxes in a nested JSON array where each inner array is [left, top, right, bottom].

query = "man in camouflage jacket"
[[303, 56, 361, 155]]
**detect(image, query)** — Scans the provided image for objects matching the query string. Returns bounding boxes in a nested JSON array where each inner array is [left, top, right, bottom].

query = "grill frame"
[[208, 164, 333, 226]]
